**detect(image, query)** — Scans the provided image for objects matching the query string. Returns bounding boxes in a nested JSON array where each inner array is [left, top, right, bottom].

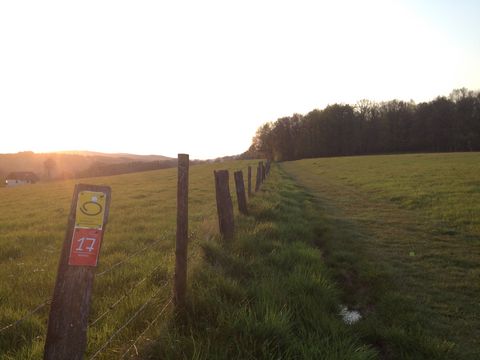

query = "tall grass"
[[145, 166, 377, 359], [282, 152, 480, 359]]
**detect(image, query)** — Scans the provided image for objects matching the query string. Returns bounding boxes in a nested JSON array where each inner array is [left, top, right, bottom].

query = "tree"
[[44, 158, 57, 179]]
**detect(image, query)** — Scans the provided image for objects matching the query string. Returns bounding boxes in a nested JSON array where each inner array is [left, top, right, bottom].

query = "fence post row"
[[44, 184, 112, 360], [258, 161, 264, 183], [214, 170, 235, 240], [41, 159, 270, 358], [255, 164, 261, 192], [174, 154, 189, 308], [234, 170, 248, 215], [247, 166, 252, 197]]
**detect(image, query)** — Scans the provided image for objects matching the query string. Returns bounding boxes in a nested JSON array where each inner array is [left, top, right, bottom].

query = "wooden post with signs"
[[234, 170, 248, 215], [247, 166, 252, 197], [174, 154, 189, 308], [214, 170, 234, 240], [44, 184, 111, 360]]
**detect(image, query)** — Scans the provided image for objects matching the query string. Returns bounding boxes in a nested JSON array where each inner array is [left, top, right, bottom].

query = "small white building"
[[5, 172, 39, 187]]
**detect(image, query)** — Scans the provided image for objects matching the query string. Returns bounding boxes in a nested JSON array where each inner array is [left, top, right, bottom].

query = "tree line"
[[243, 88, 480, 161]]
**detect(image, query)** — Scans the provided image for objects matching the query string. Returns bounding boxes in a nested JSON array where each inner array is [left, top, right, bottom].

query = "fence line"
[[2, 159, 271, 358], [90, 264, 169, 327], [90, 161, 269, 357], [89, 288, 168, 360], [0, 298, 51, 333], [0, 236, 169, 334], [119, 298, 173, 359], [97, 234, 169, 277]]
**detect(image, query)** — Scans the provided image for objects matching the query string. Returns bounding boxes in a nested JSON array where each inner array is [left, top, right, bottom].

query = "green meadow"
[[1, 153, 479, 359], [0, 160, 257, 359], [282, 152, 480, 359]]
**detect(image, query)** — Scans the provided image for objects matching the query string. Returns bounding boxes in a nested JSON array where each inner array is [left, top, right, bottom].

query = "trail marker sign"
[[68, 189, 108, 267], [44, 184, 111, 360], [75, 190, 106, 229], [68, 228, 104, 266]]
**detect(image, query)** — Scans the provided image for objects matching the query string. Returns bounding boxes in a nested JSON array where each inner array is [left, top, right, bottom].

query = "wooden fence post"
[[234, 170, 248, 215], [255, 164, 261, 192], [266, 160, 271, 176], [44, 184, 111, 360], [214, 170, 234, 240], [247, 166, 252, 197], [174, 154, 189, 308], [262, 162, 266, 181]]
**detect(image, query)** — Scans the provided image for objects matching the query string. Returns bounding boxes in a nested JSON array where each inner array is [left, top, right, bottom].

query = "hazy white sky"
[[1, 0, 479, 159]]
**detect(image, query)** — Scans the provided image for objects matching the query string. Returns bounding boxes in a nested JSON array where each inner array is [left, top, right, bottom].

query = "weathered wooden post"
[[174, 154, 189, 308], [234, 170, 248, 215], [262, 162, 266, 181], [266, 160, 271, 176], [214, 170, 234, 240], [255, 164, 261, 192], [44, 184, 111, 360], [247, 166, 252, 197]]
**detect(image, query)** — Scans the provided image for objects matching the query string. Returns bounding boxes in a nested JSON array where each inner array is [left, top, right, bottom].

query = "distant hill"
[[0, 151, 174, 180], [55, 151, 171, 162]]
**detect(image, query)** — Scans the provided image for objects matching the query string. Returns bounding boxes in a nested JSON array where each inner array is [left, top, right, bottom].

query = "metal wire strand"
[[90, 264, 169, 327], [119, 298, 173, 359], [89, 288, 168, 360], [96, 238, 167, 277], [0, 298, 51, 333]]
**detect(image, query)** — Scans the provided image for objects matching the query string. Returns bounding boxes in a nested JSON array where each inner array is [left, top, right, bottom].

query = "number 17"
[[75, 237, 97, 252]]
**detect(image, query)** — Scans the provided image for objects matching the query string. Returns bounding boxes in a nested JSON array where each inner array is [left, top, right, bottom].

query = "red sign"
[[68, 228, 104, 266]]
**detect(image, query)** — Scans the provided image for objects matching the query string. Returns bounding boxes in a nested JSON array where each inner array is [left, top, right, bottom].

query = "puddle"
[[339, 305, 362, 325]]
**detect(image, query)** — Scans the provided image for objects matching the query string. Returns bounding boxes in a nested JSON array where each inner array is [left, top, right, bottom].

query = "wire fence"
[[1, 160, 269, 358], [0, 298, 51, 333], [89, 287, 169, 360], [119, 298, 173, 359], [0, 235, 170, 335], [97, 235, 169, 277], [1, 247, 174, 360], [90, 264, 169, 327]]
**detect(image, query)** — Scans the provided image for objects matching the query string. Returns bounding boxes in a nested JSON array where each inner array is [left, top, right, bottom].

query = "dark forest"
[[245, 88, 480, 161]]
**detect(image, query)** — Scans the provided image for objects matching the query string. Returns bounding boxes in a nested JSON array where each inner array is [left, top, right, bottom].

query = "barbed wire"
[[90, 264, 169, 327], [96, 235, 170, 277], [89, 288, 169, 360], [0, 233, 171, 334], [119, 297, 173, 359], [0, 298, 51, 333]]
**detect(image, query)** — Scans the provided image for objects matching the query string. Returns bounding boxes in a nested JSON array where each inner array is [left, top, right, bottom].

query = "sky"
[[1, 0, 479, 159]]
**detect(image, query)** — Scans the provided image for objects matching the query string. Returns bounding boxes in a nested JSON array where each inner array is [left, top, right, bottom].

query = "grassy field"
[[1, 159, 381, 359], [282, 152, 480, 359], [0, 160, 259, 359], [2, 153, 479, 359]]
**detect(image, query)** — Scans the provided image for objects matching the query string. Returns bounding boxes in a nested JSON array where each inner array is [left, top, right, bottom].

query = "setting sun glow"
[[1, 0, 479, 159]]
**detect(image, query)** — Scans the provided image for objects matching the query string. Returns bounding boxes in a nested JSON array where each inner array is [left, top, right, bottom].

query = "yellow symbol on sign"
[[75, 191, 106, 229]]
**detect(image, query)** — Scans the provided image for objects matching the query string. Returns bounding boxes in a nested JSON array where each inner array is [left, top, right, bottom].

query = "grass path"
[[145, 164, 377, 359], [281, 153, 480, 359]]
